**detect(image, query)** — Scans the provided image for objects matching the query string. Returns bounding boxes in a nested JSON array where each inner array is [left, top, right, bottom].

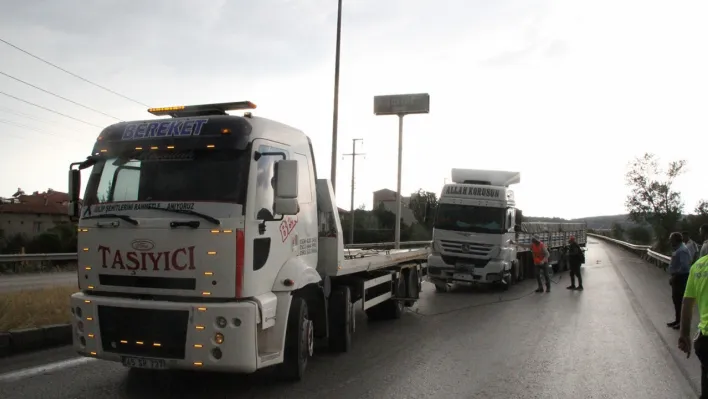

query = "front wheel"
[[278, 296, 313, 381]]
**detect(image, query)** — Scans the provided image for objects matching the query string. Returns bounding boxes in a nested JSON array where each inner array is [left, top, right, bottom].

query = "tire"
[[404, 268, 419, 307], [328, 286, 353, 353], [278, 296, 313, 382], [434, 282, 449, 293]]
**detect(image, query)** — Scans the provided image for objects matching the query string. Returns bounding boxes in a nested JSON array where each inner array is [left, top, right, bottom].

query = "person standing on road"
[[678, 252, 708, 398], [700, 224, 708, 259], [566, 236, 584, 291], [684, 231, 700, 263], [512, 236, 552, 293], [668, 232, 692, 330]]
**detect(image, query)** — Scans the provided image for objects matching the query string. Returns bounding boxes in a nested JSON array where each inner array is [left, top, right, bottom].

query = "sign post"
[[373, 93, 430, 249]]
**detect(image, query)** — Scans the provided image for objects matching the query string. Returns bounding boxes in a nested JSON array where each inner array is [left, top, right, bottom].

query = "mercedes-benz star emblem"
[[461, 243, 470, 252]]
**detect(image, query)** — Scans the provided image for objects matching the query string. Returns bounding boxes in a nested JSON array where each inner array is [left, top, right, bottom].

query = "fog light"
[[216, 316, 227, 328], [211, 347, 222, 360], [232, 318, 242, 327], [214, 333, 224, 345], [77, 321, 84, 333], [76, 307, 83, 318]]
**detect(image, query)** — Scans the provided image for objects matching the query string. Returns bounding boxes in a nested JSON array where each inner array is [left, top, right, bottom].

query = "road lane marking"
[[0, 357, 96, 383]]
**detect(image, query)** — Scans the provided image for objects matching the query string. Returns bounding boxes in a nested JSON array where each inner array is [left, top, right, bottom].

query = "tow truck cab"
[[67, 101, 324, 374]]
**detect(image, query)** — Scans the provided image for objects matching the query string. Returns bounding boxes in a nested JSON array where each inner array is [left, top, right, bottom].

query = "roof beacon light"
[[147, 101, 257, 118]]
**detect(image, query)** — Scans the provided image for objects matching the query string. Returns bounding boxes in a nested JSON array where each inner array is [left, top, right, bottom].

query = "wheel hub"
[[304, 319, 314, 357]]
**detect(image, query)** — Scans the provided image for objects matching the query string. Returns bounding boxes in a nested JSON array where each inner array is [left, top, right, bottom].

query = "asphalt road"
[[0, 272, 76, 293], [0, 239, 701, 398]]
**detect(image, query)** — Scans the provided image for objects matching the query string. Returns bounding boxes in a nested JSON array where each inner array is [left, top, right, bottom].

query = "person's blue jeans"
[[536, 262, 550, 290]]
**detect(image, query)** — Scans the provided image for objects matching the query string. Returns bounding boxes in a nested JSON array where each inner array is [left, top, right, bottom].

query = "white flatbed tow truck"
[[66, 101, 429, 381]]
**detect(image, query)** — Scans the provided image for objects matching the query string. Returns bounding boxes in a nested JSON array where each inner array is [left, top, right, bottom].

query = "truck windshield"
[[434, 203, 506, 234], [83, 150, 248, 205]]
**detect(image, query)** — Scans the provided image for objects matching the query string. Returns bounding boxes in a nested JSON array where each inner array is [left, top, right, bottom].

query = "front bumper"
[[70, 292, 259, 373], [426, 254, 509, 284]]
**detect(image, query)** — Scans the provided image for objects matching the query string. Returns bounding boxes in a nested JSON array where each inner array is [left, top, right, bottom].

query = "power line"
[[0, 71, 121, 120], [0, 105, 58, 125], [0, 118, 62, 138], [0, 37, 149, 108], [0, 91, 104, 128]]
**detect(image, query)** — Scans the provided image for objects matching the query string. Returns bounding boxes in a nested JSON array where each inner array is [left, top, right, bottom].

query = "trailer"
[[65, 101, 429, 381]]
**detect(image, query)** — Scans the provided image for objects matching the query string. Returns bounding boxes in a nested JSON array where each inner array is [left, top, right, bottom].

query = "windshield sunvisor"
[[92, 115, 253, 156]]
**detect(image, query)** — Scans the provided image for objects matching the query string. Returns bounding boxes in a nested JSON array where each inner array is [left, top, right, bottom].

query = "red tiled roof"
[[0, 202, 68, 215], [0, 190, 70, 215]]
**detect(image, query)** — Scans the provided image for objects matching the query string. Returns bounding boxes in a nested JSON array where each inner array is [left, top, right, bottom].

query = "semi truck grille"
[[440, 240, 492, 256], [98, 306, 189, 359]]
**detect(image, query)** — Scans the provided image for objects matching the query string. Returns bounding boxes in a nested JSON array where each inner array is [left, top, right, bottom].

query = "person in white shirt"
[[700, 224, 708, 259], [684, 231, 700, 263]]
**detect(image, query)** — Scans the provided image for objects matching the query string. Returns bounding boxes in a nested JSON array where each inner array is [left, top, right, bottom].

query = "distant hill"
[[525, 214, 636, 230]]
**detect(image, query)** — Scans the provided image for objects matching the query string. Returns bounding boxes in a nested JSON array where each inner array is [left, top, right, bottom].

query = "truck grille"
[[98, 306, 189, 359], [440, 239, 493, 256]]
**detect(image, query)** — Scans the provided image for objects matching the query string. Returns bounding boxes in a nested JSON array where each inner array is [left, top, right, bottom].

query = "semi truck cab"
[[427, 169, 522, 291]]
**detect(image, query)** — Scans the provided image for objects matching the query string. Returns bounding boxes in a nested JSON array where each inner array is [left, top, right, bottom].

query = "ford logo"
[[131, 239, 155, 251]]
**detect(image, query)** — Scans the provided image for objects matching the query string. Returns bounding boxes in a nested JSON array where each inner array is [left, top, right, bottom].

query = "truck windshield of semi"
[[434, 204, 508, 234]]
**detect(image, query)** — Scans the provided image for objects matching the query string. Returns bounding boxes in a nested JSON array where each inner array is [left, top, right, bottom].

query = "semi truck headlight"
[[216, 316, 227, 328], [432, 241, 442, 255]]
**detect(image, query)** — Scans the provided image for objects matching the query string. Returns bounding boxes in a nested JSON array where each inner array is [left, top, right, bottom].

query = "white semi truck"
[[66, 101, 429, 381], [427, 169, 587, 291]]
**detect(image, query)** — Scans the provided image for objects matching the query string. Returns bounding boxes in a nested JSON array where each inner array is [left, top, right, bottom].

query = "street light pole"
[[330, 0, 343, 194], [394, 115, 404, 249]]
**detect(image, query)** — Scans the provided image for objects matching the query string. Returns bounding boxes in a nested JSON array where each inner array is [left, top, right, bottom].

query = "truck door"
[[243, 140, 295, 298]]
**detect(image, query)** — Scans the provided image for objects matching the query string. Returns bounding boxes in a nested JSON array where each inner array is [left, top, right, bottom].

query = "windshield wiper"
[[83, 213, 139, 225], [149, 207, 221, 226]]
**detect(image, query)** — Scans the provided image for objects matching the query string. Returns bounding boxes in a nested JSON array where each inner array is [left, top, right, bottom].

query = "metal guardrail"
[[0, 241, 433, 263], [588, 233, 671, 265]]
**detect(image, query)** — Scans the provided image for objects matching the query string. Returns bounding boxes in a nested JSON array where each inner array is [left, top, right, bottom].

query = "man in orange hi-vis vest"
[[512, 236, 552, 293]]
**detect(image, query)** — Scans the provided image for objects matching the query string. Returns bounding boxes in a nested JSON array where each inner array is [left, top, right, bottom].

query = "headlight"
[[490, 247, 502, 260]]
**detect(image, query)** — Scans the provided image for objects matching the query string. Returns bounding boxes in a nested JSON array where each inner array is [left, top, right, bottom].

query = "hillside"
[[525, 214, 635, 230]]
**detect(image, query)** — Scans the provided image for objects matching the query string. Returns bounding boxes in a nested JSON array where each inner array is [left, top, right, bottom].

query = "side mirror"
[[68, 169, 81, 219], [274, 198, 299, 215], [274, 159, 298, 199], [515, 208, 523, 224]]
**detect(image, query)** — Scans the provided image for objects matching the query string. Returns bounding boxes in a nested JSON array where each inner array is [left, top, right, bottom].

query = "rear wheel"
[[278, 296, 313, 381], [328, 286, 353, 353], [404, 268, 419, 307]]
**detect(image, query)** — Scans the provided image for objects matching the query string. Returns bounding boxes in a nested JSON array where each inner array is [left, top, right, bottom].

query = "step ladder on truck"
[[65, 101, 430, 381], [427, 168, 587, 292]]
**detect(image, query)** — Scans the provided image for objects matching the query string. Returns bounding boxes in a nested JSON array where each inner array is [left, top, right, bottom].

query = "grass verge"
[[0, 286, 76, 331]]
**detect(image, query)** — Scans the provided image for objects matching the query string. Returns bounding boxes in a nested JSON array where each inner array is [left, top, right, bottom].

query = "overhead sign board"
[[373, 93, 430, 116]]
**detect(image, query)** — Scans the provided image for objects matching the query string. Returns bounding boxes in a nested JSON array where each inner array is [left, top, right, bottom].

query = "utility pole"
[[330, 0, 343, 194], [343, 138, 364, 244]]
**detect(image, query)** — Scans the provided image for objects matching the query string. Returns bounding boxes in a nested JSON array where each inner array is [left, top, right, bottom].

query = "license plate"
[[121, 356, 167, 370], [453, 273, 475, 282]]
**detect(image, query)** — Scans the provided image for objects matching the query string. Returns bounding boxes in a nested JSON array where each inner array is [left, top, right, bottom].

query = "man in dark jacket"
[[566, 236, 584, 291]]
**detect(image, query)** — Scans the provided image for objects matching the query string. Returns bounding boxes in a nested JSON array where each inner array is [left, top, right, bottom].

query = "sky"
[[0, 0, 706, 219]]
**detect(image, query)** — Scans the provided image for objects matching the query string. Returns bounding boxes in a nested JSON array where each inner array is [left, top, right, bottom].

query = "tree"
[[625, 153, 685, 249], [626, 225, 653, 245], [696, 200, 708, 216], [408, 189, 438, 230], [611, 222, 625, 241]]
